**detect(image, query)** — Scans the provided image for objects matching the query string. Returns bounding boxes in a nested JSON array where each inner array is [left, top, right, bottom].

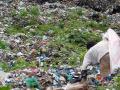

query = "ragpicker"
[[81, 28, 120, 78]]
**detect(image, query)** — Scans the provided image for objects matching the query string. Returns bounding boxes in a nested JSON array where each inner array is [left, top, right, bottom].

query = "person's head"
[[86, 41, 96, 49], [115, 30, 120, 37], [102, 28, 120, 41]]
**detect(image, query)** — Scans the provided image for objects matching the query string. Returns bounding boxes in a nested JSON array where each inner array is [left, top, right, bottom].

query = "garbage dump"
[[0, 0, 120, 90]]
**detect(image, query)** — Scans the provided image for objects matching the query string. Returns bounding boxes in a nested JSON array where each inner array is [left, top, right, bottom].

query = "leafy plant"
[[18, 9, 28, 18], [29, 6, 40, 16]]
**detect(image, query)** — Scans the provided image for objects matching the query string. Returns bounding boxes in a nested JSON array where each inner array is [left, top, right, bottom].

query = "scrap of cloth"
[[82, 28, 120, 73]]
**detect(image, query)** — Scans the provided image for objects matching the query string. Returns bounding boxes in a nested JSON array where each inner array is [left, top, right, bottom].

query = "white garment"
[[82, 40, 109, 70], [82, 28, 120, 73], [108, 29, 120, 73]]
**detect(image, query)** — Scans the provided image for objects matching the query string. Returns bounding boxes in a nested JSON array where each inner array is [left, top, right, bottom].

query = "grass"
[[0, 57, 36, 72], [28, 6, 40, 16], [0, 40, 7, 49], [0, 86, 11, 90], [5, 25, 27, 35]]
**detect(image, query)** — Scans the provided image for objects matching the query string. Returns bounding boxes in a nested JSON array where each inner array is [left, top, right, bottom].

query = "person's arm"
[[81, 51, 92, 80], [81, 51, 92, 70]]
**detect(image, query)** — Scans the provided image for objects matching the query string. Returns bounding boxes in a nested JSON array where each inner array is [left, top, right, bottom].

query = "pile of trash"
[[0, 65, 78, 89], [86, 65, 113, 86], [0, 0, 120, 90], [0, 63, 117, 90], [0, 29, 54, 67]]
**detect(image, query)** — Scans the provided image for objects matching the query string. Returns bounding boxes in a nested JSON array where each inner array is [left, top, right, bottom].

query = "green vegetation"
[[29, 6, 40, 16], [0, 40, 7, 49], [0, 58, 36, 72], [68, 29, 101, 46], [0, 85, 11, 90], [96, 86, 106, 90], [112, 74, 120, 89], [18, 9, 28, 18]]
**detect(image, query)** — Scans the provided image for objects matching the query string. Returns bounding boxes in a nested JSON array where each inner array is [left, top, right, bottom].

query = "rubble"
[[107, 14, 120, 24]]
